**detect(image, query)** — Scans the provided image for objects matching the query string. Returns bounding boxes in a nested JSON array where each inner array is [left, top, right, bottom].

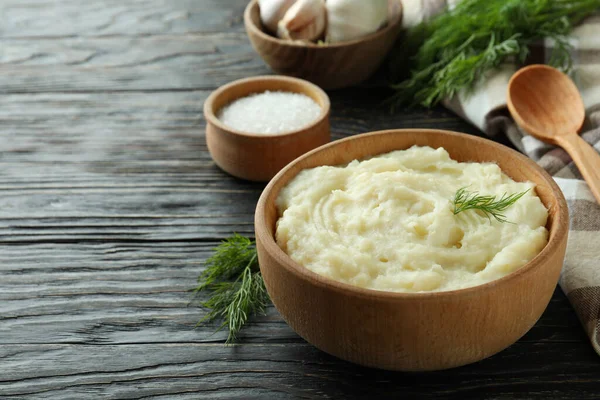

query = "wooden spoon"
[[507, 64, 600, 204]]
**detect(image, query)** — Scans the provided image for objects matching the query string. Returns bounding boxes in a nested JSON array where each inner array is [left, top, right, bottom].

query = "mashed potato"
[[275, 146, 549, 292]]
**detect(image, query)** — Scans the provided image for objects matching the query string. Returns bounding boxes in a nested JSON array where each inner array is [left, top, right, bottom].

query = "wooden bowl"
[[244, 0, 403, 90], [204, 75, 330, 182], [255, 129, 569, 371]]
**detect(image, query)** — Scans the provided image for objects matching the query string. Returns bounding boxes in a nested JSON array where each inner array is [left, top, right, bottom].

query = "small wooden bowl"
[[244, 0, 403, 90], [204, 75, 330, 182], [255, 129, 569, 371]]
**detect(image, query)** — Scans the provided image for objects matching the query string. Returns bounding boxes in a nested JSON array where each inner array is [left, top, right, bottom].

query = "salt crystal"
[[216, 90, 322, 134]]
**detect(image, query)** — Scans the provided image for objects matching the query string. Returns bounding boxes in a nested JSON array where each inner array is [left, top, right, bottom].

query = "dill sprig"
[[194, 234, 270, 343], [452, 187, 529, 223], [388, 0, 600, 108]]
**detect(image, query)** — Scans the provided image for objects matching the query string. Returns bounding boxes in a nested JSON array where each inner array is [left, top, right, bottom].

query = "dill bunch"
[[194, 234, 270, 343], [389, 0, 600, 108], [452, 187, 529, 223]]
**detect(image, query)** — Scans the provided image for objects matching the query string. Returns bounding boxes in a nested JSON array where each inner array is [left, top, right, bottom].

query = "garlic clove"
[[400, 0, 446, 28], [276, 0, 326, 42], [258, 0, 297, 34], [388, 0, 403, 24], [325, 0, 388, 43]]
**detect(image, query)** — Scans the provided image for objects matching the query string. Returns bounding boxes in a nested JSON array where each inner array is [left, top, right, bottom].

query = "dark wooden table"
[[1, 1, 599, 398]]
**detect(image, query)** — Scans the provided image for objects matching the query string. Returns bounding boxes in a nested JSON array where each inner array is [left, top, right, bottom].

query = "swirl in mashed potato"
[[275, 146, 549, 292]]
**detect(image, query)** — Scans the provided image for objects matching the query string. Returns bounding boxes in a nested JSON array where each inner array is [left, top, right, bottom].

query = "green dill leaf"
[[193, 234, 270, 343], [223, 267, 270, 343], [452, 187, 530, 223], [195, 233, 258, 292], [388, 0, 600, 109]]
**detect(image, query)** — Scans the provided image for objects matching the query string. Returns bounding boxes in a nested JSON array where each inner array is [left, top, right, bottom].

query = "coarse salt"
[[217, 91, 322, 134]]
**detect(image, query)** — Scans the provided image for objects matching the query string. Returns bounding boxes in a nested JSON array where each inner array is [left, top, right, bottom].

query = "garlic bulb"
[[325, 0, 388, 43], [277, 0, 326, 42], [400, 0, 446, 28], [258, 0, 297, 34]]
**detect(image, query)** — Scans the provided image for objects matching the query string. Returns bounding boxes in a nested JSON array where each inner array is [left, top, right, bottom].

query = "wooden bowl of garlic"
[[244, 0, 403, 90]]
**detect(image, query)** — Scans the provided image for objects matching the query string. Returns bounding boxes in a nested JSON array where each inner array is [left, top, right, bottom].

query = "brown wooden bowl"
[[244, 0, 403, 90], [204, 75, 330, 182], [255, 129, 569, 371]]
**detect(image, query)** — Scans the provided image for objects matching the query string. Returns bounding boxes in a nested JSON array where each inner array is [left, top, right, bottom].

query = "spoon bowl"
[[507, 64, 585, 143], [507, 64, 600, 203]]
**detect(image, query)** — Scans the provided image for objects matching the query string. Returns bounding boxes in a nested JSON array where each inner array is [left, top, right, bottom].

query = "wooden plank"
[[0, 33, 268, 93], [1, 339, 600, 399], [0, 0, 248, 38], [0, 191, 262, 236]]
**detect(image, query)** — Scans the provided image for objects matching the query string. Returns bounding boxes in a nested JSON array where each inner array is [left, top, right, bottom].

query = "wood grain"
[[2, 335, 600, 399], [0, 34, 267, 93], [0, 0, 598, 397], [0, 0, 248, 38], [559, 133, 600, 203]]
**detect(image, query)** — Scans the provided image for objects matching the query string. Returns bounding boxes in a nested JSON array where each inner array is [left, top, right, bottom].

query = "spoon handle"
[[558, 133, 600, 204]]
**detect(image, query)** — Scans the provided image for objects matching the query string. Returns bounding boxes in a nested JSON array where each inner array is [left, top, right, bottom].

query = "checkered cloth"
[[402, 2, 600, 354]]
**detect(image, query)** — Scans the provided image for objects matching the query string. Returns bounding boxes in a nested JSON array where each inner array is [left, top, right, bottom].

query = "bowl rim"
[[244, 0, 404, 49], [255, 129, 569, 301], [203, 75, 331, 138]]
